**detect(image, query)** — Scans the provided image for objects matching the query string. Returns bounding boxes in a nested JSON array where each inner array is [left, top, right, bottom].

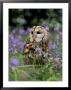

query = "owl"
[[23, 26, 49, 64]]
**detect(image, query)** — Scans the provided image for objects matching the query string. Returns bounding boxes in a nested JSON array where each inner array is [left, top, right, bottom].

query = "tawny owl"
[[23, 26, 49, 64]]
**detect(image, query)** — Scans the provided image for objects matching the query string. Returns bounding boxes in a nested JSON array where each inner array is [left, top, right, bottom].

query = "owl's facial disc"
[[30, 26, 47, 42], [34, 31, 44, 42]]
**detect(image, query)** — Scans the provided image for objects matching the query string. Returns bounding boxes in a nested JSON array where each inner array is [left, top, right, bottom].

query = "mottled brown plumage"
[[23, 26, 49, 64]]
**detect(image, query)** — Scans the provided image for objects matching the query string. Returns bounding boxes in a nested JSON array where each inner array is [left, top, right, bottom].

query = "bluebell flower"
[[55, 34, 60, 45], [39, 23, 49, 30], [27, 27, 31, 32], [59, 32, 62, 36], [52, 43, 56, 50], [13, 43, 16, 47], [13, 38, 19, 44], [48, 41, 53, 50], [19, 27, 25, 35], [54, 27, 59, 32], [56, 51, 60, 59], [49, 57, 53, 61], [49, 54, 53, 60], [9, 34, 14, 41], [9, 47, 13, 53], [18, 42, 26, 50], [10, 58, 19, 66], [44, 25, 49, 30]]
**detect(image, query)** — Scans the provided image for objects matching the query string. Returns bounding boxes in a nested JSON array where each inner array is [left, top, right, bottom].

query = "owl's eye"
[[31, 31, 33, 34], [37, 31, 41, 34]]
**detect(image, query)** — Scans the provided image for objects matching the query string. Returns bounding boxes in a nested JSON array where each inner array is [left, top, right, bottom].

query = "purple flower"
[[13, 44, 17, 47], [49, 54, 53, 60], [48, 41, 56, 51], [52, 43, 56, 50], [9, 34, 14, 41], [27, 27, 31, 32], [18, 42, 26, 50], [59, 32, 62, 36], [39, 23, 49, 30], [13, 38, 19, 44], [9, 34, 20, 46], [56, 52, 60, 59], [48, 41, 53, 50], [9, 47, 13, 53], [10, 58, 19, 66], [44, 25, 49, 30], [19, 27, 25, 35], [55, 34, 60, 45], [49, 57, 53, 61], [54, 27, 59, 32]]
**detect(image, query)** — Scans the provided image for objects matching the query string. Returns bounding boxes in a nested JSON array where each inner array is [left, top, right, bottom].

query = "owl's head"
[[29, 26, 48, 43]]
